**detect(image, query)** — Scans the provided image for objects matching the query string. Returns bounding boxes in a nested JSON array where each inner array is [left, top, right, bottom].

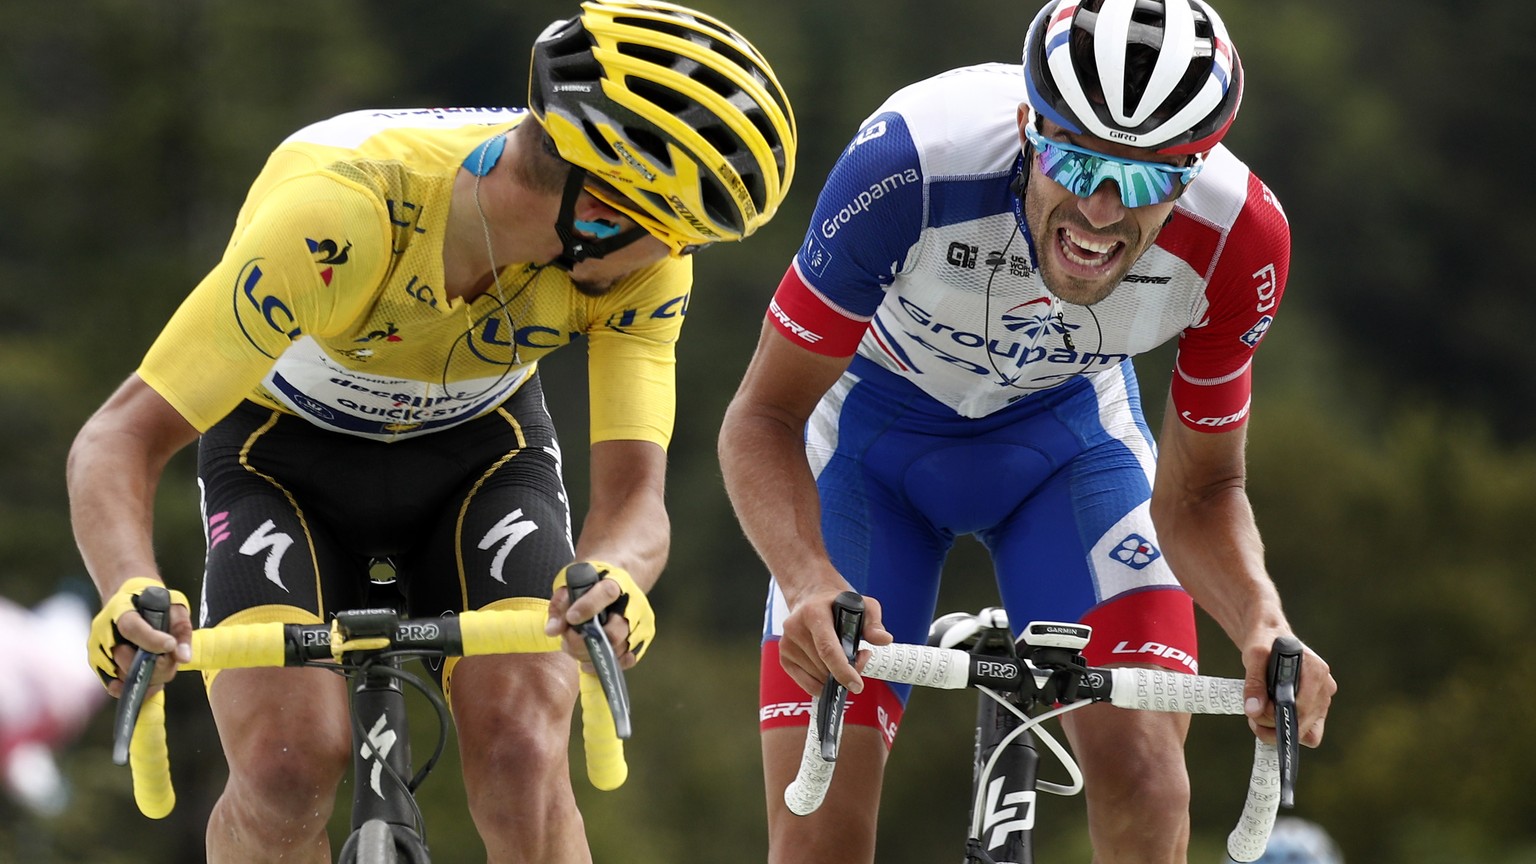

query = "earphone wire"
[[986, 146, 1108, 393], [437, 133, 545, 402]]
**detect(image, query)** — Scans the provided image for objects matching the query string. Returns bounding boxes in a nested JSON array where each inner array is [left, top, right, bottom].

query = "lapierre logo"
[[1111, 640, 1198, 673], [1122, 273, 1171, 285], [769, 298, 824, 344], [981, 776, 1036, 849], [1180, 403, 1250, 428]]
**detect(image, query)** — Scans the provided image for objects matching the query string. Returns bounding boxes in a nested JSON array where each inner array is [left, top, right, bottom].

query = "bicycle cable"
[[307, 654, 453, 844], [968, 687, 1093, 845]]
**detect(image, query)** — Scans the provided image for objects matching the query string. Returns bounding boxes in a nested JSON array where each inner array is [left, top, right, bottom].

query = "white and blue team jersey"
[[768, 62, 1290, 430], [758, 65, 1292, 729]]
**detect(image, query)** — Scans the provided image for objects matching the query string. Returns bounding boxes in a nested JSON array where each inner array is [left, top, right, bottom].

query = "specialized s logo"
[[361, 712, 399, 799], [478, 510, 540, 584], [306, 238, 351, 286], [1110, 534, 1161, 570], [239, 519, 295, 591]]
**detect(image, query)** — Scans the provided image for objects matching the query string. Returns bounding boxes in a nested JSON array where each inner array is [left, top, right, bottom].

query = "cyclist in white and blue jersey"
[[719, 1, 1337, 861]]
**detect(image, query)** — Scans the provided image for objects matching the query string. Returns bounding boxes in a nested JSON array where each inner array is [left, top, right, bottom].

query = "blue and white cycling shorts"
[[760, 357, 1197, 748]]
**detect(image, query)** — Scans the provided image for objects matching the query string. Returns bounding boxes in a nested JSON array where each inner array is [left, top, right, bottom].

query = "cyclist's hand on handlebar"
[[778, 585, 891, 696], [547, 561, 655, 669], [1241, 634, 1336, 748], [88, 577, 193, 697]]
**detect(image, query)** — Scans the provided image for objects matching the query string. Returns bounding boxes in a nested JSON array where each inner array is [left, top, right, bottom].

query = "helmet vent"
[[612, 14, 693, 42], [699, 177, 740, 232], [624, 125, 674, 170], [580, 119, 621, 163], [628, 77, 692, 116]]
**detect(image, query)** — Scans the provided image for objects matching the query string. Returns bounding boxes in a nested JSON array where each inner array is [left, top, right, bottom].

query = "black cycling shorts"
[[196, 374, 574, 626]]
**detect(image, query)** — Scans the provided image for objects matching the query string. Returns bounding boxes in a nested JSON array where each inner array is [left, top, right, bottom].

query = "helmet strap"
[[548, 166, 649, 271]]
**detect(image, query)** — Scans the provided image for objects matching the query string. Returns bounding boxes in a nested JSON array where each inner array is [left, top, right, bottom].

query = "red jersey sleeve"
[[766, 262, 873, 357], [1169, 173, 1290, 431]]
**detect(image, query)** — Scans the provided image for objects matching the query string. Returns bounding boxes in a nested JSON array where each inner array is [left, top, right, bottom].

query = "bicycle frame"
[[969, 683, 1040, 863], [334, 643, 432, 862]]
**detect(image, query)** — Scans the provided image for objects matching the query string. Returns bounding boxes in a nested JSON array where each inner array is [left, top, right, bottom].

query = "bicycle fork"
[[967, 692, 1038, 864]]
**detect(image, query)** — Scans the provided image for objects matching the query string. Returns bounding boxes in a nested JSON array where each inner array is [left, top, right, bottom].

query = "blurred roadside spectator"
[[0, 587, 108, 815]]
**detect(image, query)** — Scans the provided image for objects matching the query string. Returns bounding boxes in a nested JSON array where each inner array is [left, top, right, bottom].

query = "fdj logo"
[[947, 242, 979, 269], [1110, 534, 1161, 569], [1240, 315, 1273, 348]]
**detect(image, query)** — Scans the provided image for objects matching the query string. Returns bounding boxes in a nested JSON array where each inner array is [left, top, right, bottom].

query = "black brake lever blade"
[[564, 563, 632, 740], [1267, 635, 1303, 807], [111, 586, 172, 766], [815, 591, 865, 761]]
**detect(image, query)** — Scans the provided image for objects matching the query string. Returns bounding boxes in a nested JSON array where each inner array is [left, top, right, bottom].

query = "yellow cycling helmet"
[[529, 0, 797, 256]]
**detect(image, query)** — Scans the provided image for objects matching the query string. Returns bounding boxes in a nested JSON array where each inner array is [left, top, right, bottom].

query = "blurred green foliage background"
[[2, 0, 1533, 861]]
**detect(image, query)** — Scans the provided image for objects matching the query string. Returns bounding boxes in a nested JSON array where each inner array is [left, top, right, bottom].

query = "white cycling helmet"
[[1237, 817, 1344, 864], [1023, 0, 1243, 155]]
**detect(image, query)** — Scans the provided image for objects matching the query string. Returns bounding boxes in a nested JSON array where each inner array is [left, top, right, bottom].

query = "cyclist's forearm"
[[68, 385, 193, 597], [1154, 487, 1287, 646], [719, 407, 843, 600], [577, 439, 670, 588]]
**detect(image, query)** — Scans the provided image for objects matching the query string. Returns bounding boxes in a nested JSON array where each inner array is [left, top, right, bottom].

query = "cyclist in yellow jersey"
[[67, 3, 795, 862]]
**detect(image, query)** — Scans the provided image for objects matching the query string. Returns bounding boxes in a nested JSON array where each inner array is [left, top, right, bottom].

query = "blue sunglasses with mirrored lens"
[[1023, 125, 1202, 209]]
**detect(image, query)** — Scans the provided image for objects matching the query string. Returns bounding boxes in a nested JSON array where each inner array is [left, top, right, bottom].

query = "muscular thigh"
[[981, 366, 1197, 673]]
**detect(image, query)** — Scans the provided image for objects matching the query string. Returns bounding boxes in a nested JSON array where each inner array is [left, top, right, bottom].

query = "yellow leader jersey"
[[139, 107, 691, 445]]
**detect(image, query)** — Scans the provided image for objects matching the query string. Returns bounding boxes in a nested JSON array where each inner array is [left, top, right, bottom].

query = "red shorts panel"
[[1080, 587, 1199, 674], [759, 639, 905, 749]]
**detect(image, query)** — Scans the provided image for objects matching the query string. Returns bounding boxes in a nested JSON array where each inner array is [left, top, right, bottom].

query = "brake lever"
[[111, 585, 172, 766], [564, 562, 632, 740], [1267, 635, 1304, 808], [814, 592, 865, 761]]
